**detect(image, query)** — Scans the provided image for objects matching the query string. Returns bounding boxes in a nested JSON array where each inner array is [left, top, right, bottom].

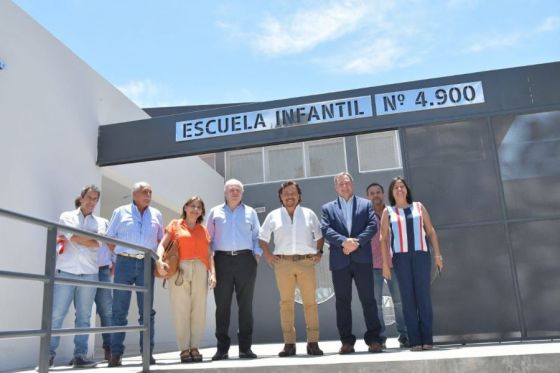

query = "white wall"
[[0, 1, 222, 370]]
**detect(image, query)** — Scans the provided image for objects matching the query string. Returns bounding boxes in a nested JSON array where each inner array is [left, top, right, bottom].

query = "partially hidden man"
[[259, 181, 325, 357]]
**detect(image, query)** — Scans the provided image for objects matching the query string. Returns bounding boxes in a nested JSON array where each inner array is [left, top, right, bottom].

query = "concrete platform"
[[23, 339, 560, 373]]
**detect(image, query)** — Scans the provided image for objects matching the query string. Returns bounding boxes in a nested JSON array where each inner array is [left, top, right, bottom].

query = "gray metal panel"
[[432, 224, 520, 339], [98, 62, 560, 166], [403, 120, 503, 226], [509, 219, 560, 338]]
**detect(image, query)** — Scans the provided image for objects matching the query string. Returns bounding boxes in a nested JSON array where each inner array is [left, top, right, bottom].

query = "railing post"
[[142, 255, 152, 372], [38, 226, 57, 373]]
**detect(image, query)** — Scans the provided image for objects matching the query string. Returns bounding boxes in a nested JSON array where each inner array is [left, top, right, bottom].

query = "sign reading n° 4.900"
[[374, 81, 485, 116]]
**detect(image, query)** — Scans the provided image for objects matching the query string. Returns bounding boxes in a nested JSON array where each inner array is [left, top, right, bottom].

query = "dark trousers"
[[96, 265, 113, 350], [331, 261, 382, 345], [392, 251, 433, 347], [213, 252, 257, 352]]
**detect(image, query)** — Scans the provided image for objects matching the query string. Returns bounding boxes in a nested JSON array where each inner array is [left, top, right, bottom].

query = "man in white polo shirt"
[[259, 180, 325, 357], [49, 185, 105, 368]]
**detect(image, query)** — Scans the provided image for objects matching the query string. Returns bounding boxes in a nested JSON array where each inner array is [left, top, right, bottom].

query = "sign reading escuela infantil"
[[175, 96, 373, 142]]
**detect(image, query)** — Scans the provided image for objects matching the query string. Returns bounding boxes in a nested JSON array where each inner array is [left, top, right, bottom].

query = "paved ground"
[[25, 338, 560, 373]]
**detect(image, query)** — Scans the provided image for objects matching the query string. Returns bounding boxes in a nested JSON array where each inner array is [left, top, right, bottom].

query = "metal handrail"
[[0, 270, 147, 291], [0, 207, 157, 373], [0, 207, 158, 256], [0, 325, 147, 339]]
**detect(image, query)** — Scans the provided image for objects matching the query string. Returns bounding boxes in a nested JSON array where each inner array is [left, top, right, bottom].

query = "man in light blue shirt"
[[207, 178, 261, 360], [106, 182, 163, 367]]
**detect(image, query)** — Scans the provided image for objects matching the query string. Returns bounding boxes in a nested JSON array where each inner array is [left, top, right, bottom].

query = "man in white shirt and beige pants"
[[259, 180, 324, 357]]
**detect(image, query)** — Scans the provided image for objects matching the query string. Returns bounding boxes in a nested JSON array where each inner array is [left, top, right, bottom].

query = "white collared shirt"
[[339, 195, 354, 234], [57, 208, 106, 275], [259, 205, 322, 255]]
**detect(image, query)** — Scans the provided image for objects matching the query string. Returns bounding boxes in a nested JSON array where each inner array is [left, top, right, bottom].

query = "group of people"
[[48, 173, 443, 368]]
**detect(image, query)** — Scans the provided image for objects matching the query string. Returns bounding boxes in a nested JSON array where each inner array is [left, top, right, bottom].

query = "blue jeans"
[[110, 256, 155, 355], [49, 270, 98, 358], [373, 268, 407, 342], [95, 266, 113, 349]]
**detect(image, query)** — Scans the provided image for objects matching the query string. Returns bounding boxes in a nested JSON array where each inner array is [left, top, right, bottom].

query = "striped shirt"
[[387, 202, 428, 255]]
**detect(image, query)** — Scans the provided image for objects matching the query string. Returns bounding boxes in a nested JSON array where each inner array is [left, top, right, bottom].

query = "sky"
[[13, 0, 560, 108]]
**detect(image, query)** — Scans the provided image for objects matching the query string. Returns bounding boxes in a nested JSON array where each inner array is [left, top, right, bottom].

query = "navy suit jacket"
[[320, 195, 377, 271]]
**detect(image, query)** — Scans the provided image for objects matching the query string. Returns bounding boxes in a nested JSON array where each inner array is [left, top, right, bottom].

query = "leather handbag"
[[154, 221, 180, 280]]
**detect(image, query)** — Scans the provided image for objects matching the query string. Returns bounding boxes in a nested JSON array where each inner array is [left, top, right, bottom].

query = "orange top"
[[166, 219, 211, 270]]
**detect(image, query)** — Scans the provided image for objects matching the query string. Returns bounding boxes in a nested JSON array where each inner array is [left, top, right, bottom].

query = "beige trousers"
[[274, 257, 319, 343], [168, 260, 208, 351]]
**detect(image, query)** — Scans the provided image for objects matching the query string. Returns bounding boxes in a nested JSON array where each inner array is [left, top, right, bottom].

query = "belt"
[[119, 252, 145, 260], [275, 254, 315, 261], [215, 249, 252, 256], [98, 265, 110, 270]]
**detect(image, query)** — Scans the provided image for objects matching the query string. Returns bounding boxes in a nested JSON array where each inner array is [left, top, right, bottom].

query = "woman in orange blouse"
[[156, 196, 216, 363]]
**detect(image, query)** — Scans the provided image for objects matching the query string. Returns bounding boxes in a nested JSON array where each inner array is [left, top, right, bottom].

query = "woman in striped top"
[[379, 177, 443, 351]]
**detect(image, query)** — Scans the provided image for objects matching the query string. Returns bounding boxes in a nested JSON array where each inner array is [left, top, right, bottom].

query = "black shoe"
[[278, 344, 296, 357], [368, 342, 383, 353], [149, 355, 156, 365], [35, 357, 54, 371], [211, 350, 229, 361], [72, 356, 97, 368], [306, 342, 324, 356], [399, 338, 410, 348], [108, 354, 122, 367], [103, 347, 111, 361], [239, 349, 257, 359], [339, 343, 355, 354]]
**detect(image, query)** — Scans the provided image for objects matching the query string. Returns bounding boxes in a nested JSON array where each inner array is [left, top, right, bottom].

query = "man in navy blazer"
[[321, 172, 383, 354]]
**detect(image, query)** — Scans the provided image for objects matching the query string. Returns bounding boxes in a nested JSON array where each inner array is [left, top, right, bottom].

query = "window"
[[265, 143, 304, 181], [305, 138, 346, 177], [225, 148, 263, 185], [356, 131, 401, 172], [493, 111, 560, 219], [225, 137, 347, 185]]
